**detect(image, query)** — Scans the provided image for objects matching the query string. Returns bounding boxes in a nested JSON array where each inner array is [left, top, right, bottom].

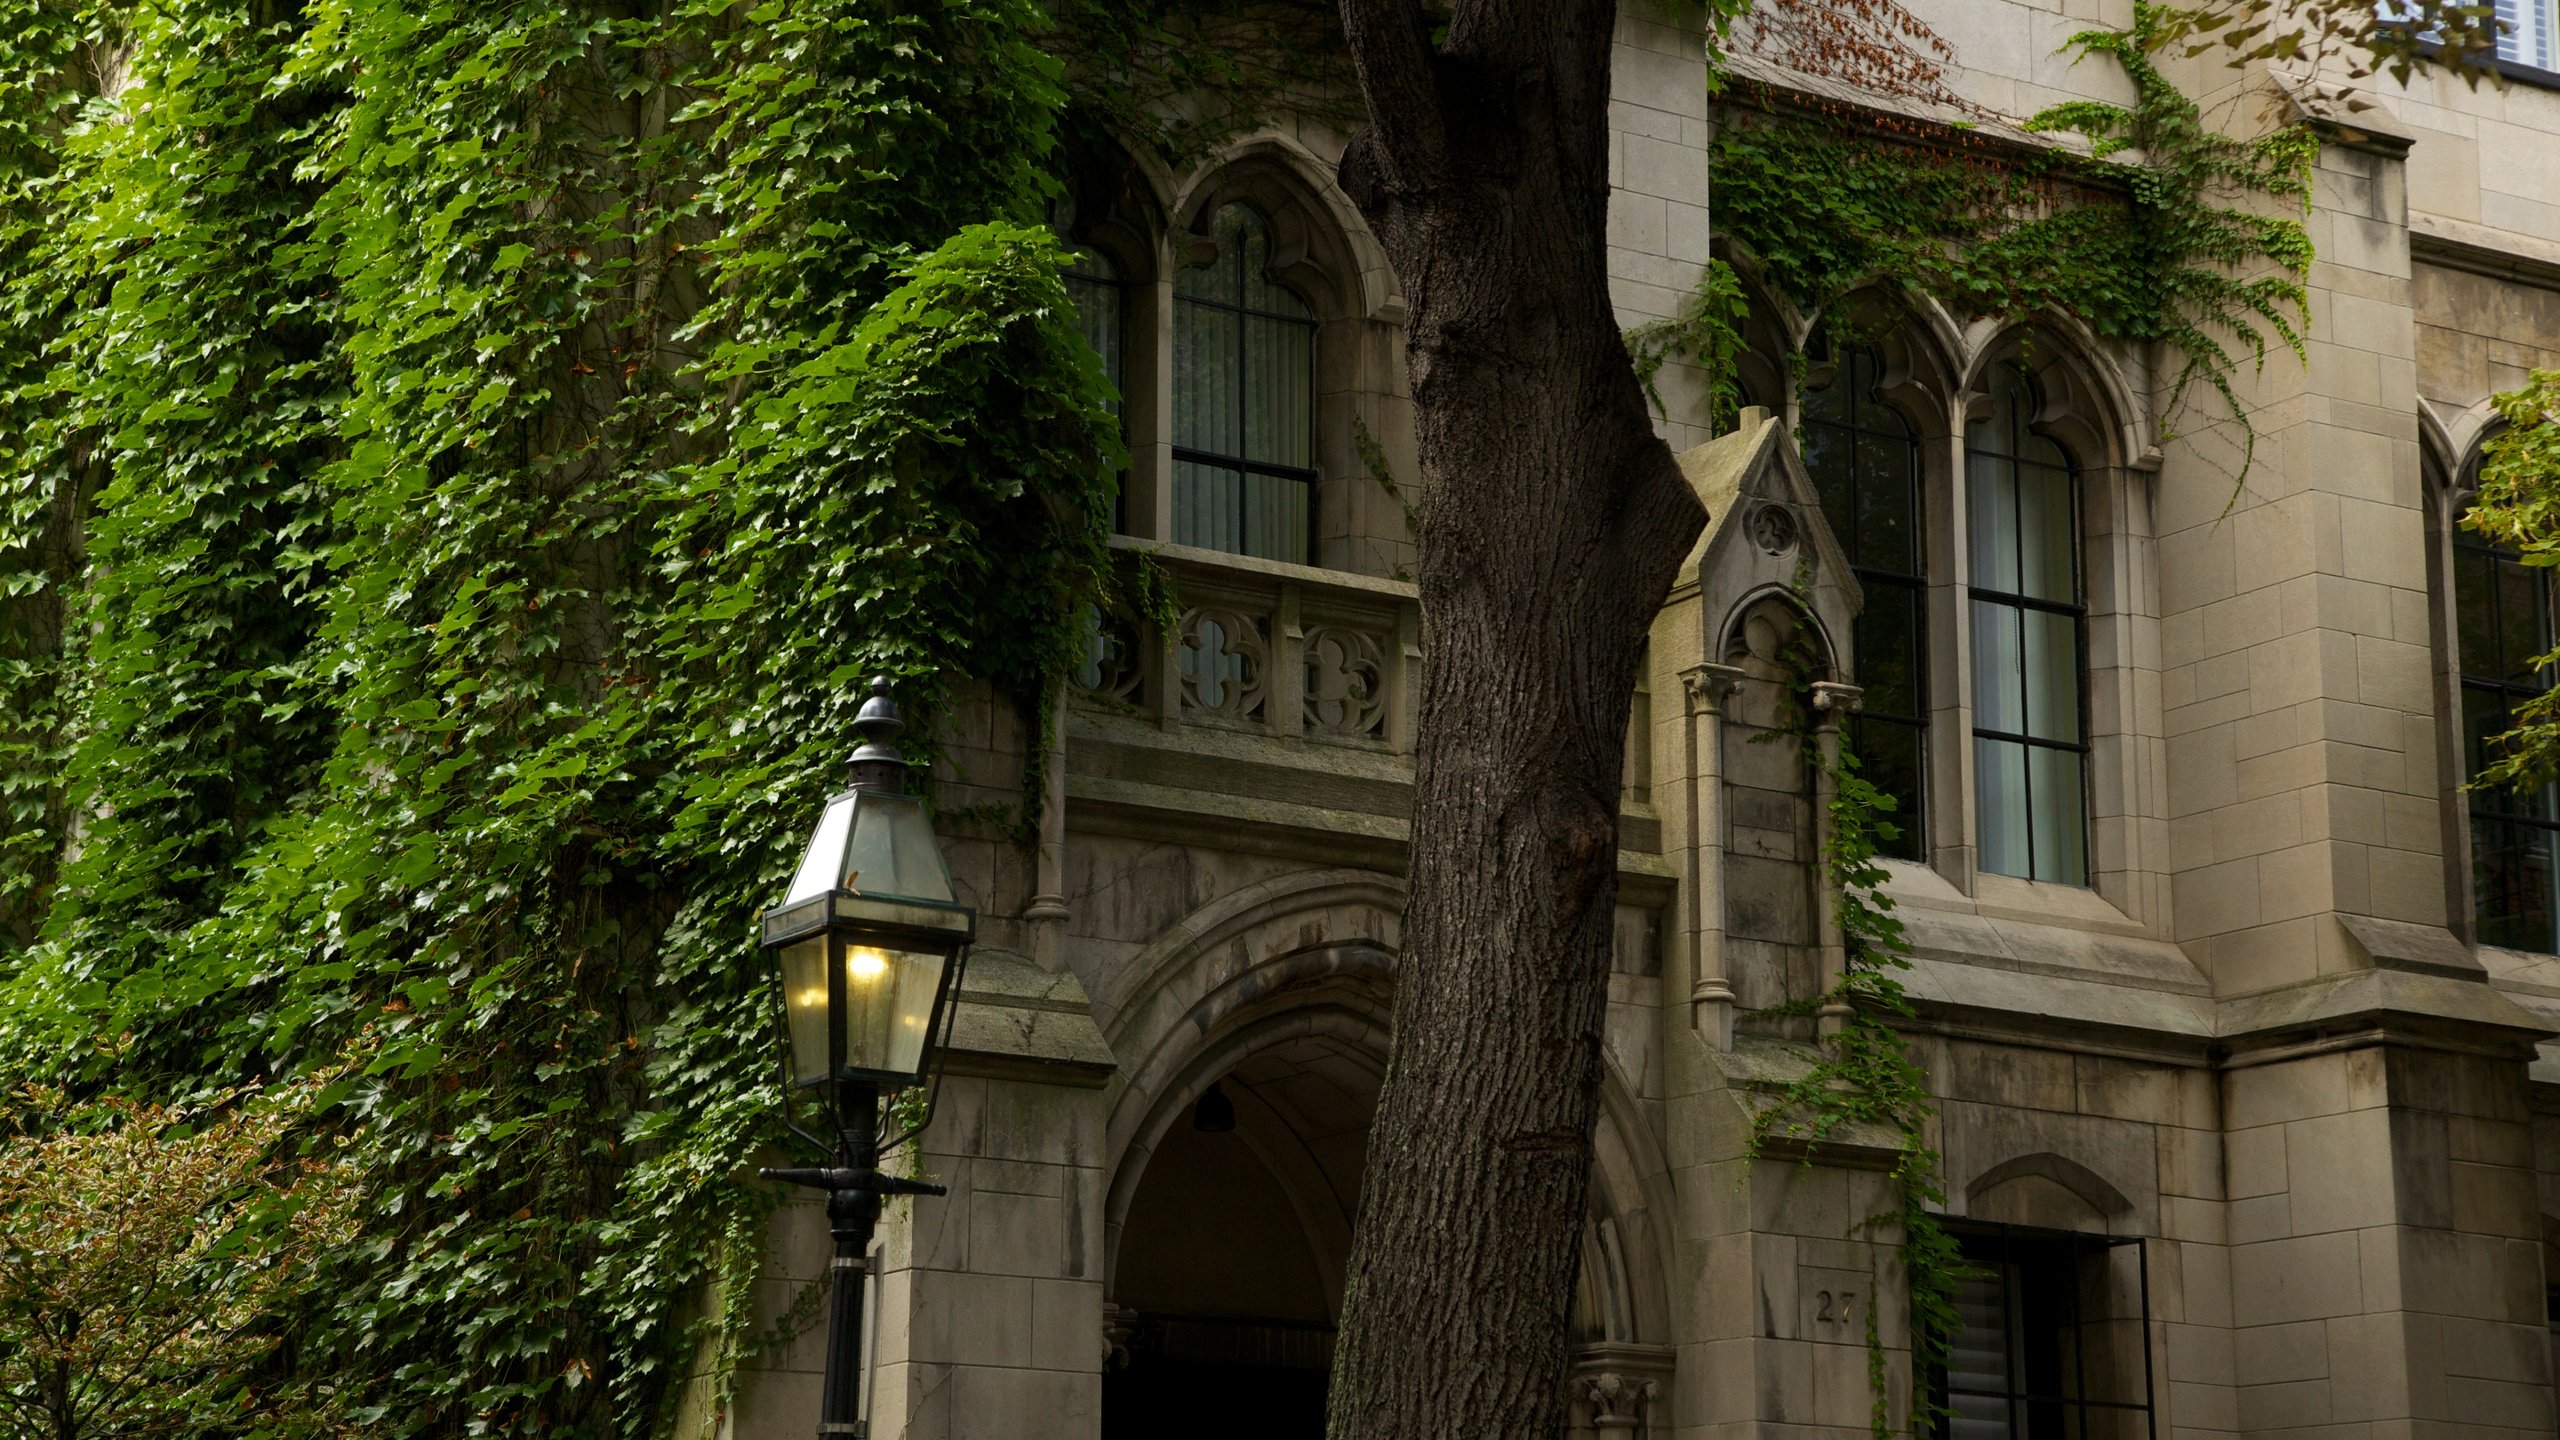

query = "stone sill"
[[1875, 855, 2159, 943]]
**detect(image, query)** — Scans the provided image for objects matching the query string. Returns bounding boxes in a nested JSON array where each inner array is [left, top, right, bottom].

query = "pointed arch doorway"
[[1102, 1031, 1371, 1439], [1101, 1030, 1665, 1439]]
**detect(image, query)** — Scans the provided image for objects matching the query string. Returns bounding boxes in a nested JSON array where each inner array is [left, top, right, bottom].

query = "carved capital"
[[1678, 663, 1747, 716], [1101, 1303, 1136, 1370], [1581, 1371, 1658, 1433], [1809, 681, 1865, 720]]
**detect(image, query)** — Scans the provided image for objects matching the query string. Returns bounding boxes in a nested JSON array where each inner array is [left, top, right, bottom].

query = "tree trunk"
[[1325, 4, 1708, 1438]]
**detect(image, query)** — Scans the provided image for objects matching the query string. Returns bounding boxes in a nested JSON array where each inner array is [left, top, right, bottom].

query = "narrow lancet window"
[[2454, 508, 2560, 950], [1803, 343, 1928, 860], [1967, 364, 2088, 885]]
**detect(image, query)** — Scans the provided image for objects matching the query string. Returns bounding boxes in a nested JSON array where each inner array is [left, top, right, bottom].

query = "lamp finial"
[[849, 676, 908, 790]]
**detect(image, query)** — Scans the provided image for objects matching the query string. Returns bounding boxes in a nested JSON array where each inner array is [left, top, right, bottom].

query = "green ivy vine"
[[1739, 601, 1959, 1440], [0, 0, 1135, 1434], [1641, 1, 2316, 476], [1746, 744, 1960, 1440]]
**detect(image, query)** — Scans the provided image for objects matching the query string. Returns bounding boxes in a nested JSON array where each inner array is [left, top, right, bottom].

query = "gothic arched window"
[[1803, 344, 1927, 861], [2453, 506, 2560, 949], [1967, 364, 2088, 885], [1173, 204, 1316, 563]]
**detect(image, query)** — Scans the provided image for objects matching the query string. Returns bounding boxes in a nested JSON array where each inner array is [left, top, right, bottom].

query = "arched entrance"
[[1103, 1040, 1672, 1438], [1103, 1031, 1376, 1439], [1095, 872, 1673, 1437]]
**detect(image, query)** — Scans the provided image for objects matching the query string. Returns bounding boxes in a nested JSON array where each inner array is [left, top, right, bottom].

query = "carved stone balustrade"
[[1075, 540, 1421, 754]]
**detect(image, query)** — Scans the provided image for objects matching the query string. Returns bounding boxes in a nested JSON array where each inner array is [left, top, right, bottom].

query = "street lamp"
[[759, 677, 975, 1440]]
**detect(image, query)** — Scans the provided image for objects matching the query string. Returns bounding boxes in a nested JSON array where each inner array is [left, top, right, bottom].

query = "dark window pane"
[[2016, 464, 2077, 605], [2499, 554, 2550, 687], [1855, 432, 1919, 574], [2023, 607, 2081, 744], [2465, 683, 2524, 813], [2029, 745, 2088, 884], [1968, 452, 2019, 595], [1976, 736, 2030, 878], [2476, 817, 2560, 952], [1241, 472, 1309, 565], [1242, 312, 1311, 468], [1801, 368, 1849, 425], [2454, 543, 2500, 676], [1174, 459, 1243, 553], [1063, 257, 1125, 401], [1850, 717, 1924, 861], [1856, 582, 1924, 720], [1803, 422, 1853, 543], [1174, 302, 1241, 454]]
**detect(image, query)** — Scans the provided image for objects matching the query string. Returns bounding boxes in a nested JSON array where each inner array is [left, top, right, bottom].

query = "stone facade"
[[714, 2, 2560, 1436]]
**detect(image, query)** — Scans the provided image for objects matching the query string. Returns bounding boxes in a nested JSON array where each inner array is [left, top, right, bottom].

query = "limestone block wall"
[[869, 1075, 1112, 1440], [1669, 1071, 1911, 1440], [2383, 60, 2560, 254], [1606, 2, 1722, 454], [2219, 1045, 2552, 1438], [2157, 135, 2444, 995], [1916, 1034, 2231, 1440], [2416, 262, 2560, 418]]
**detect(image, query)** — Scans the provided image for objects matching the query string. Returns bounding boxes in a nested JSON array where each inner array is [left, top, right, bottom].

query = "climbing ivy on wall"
[[0, 1, 1130, 1435], [1746, 747, 1961, 1440], [1646, 1, 2317, 474]]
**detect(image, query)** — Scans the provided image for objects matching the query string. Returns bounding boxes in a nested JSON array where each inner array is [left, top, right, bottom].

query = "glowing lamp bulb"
[[848, 947, 891, 983]]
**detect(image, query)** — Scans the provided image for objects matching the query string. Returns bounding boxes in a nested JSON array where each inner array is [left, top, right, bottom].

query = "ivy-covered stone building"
[[714, 2, 2560, 1436]]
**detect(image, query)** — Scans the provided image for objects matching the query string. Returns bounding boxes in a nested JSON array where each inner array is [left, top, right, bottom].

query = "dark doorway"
[[1103, 1037, 1377, 1440]]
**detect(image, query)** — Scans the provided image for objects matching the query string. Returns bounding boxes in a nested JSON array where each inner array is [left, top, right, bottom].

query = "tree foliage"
[[2460, 367, 2560, 790], [0, 1078, 358, 1440], [0, 0, 1123, 1434]]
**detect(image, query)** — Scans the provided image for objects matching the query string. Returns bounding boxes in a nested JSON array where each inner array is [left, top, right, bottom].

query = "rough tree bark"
[[1323, 3, 1709, 1437]]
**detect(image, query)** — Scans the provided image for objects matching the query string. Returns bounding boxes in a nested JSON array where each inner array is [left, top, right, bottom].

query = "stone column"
[[1024, 691, 1071, 973], [1678, 662, 1746, 1049], [1808, 680, 1863, 1039]]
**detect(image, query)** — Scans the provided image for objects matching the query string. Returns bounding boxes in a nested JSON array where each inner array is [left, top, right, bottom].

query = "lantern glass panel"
[[839, 941, 951, 1080], [842, 793, 956, 903], [783, 794, 858, 907], [780, 936, 833, 1087], [781, 791, 957, 908]]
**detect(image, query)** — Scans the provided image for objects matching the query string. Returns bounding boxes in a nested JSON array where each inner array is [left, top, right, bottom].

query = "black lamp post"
[[759, 678, 975, 1440]]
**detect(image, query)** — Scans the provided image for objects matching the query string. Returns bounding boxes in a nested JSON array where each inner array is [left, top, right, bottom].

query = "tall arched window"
[[1967, 364, 2087, 885], [1174, 204, 1316, 564], [2453, 508, 2559, 950], [1802, 344, 1927, 861]]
